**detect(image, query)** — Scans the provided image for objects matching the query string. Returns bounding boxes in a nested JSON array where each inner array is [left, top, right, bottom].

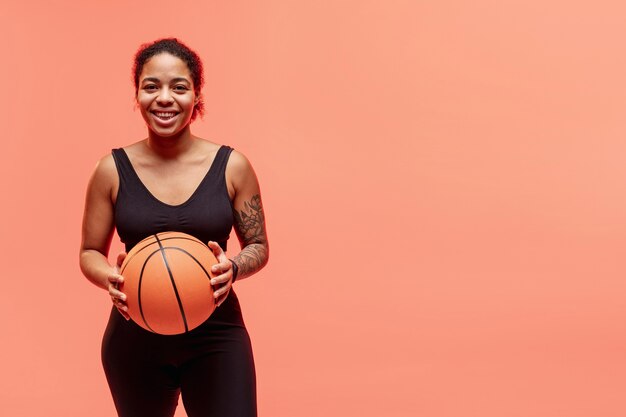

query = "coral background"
[[1, 1, 625, 416]]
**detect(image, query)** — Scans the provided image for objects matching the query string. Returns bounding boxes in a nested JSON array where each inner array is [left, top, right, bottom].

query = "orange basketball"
[[119, 231, 219, 335]]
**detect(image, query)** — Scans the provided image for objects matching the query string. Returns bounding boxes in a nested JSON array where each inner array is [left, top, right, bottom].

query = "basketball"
[[118, 231, 219, 335]]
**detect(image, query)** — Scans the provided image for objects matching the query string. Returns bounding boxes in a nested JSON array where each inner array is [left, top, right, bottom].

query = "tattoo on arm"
[[232, 194, 269, 279]]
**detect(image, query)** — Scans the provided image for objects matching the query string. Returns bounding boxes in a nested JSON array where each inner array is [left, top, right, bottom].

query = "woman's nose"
[[156, 88, 173, 104]]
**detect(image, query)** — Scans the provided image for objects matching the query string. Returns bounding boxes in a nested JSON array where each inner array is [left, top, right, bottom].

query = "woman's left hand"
[[207, 241, 233, 307]]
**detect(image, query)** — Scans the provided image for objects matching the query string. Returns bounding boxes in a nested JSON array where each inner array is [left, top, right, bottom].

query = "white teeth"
[[155, 112, 176, 117]]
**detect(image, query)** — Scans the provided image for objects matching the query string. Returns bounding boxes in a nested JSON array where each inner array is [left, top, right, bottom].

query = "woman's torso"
[[108, 139, 246, 328]]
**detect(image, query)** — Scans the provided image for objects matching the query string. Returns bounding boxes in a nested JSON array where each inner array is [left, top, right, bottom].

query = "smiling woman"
[[78, 38, 269, 417], [136, 53, 201, 136]]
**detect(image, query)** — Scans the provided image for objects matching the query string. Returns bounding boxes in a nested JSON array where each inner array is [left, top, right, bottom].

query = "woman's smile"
[[151, 110, 180, 125]]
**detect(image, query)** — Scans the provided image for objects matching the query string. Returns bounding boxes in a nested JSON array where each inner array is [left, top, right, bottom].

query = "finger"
[[216, 288, 231, 307], [109, 287, 127, 301], [213, 283, 232, 300], [108, 274, 124, 285], [116, 307, 130, 320], [210, 269, 233, 287], [207, 241, 227, 261], [108, 276, 123, 291], [112, 297, 129, 309], [207, 240, 222, 253], [111, 294, 129, 316], [116, 251, 127, 268], [211, 261, 232, 278]]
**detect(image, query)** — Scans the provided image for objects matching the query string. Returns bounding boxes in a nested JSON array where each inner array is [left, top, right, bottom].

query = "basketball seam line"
[[155, 234, 189, 333], [120, 234, 206, 274], [138, 250, 159, 334]]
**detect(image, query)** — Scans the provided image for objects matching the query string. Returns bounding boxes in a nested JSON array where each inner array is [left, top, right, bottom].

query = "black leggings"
[[101, 290, 257, 417]]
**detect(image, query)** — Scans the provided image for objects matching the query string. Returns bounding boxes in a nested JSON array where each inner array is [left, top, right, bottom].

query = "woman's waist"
[[106, 288, 246, 337]]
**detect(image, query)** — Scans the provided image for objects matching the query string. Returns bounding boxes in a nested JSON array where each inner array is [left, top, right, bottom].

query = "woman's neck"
[[145, 125, 196, 160]]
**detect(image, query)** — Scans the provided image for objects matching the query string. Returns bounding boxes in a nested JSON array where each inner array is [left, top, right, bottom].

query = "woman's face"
[[136, 53, 199, 137]]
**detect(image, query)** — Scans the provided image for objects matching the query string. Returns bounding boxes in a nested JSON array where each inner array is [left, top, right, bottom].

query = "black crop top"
[[111, 145, 235, 254]]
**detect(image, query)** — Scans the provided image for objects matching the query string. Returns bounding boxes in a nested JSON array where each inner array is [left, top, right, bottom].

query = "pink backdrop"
[[1, 1, 625, 416]]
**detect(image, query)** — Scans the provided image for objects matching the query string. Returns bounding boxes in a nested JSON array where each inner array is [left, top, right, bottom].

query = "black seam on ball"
[[155, 234, 189, 333], [138, 249, 161, 333]]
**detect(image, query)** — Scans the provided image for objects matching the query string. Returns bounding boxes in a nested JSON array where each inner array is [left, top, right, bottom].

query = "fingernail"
[[211, 279, 216, 285]]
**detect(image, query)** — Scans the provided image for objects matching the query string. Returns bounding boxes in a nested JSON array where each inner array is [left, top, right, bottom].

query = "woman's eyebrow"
[[141, 77, 191, 84], [170, 77, 191, 84]]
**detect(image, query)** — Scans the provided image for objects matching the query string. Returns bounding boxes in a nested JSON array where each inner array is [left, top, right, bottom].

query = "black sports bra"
[[110, 145, 235, 254]]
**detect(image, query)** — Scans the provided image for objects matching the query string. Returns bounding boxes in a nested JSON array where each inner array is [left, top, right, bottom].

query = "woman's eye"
[[175, 85, 188, 91], [144, 85, 157, 91]]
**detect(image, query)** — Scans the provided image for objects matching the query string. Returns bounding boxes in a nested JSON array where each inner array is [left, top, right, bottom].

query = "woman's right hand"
[[108, 251, 130, 320]]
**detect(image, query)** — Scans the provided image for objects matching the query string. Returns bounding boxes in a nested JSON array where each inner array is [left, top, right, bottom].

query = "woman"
[[78, 38, 269, 417]]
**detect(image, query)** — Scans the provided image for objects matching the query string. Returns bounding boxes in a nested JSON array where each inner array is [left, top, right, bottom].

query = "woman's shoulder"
[[225, 146, 254, 175], [92, 139, 145, 183], [94, 150, 118, 178], [85, 151, 118, 202], [223, 146, 260, 197]]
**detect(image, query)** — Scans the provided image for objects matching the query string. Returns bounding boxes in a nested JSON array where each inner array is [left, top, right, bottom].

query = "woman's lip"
[[151, 112, 179, 126]]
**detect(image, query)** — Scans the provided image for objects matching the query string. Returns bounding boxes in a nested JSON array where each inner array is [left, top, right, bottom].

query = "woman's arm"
[[78, 154, 129, 318], [227, 150, 270, 281]]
